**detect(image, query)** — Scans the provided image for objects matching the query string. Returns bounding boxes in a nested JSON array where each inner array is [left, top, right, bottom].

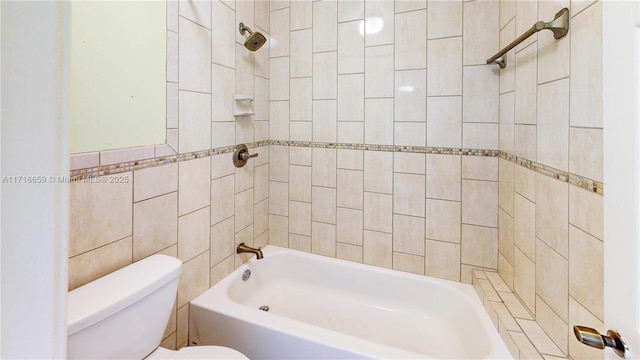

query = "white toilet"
[[67, 254, 248, 360]]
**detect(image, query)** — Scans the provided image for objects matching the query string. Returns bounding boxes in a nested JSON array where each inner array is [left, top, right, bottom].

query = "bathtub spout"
[[237, 243, 264, 259]]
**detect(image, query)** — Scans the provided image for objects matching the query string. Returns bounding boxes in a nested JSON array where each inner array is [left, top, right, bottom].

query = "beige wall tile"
[[269, 214, 289, 247], [462, 123, 498, 150], [179, 157, 211, 216], [337, 242, 363, 263], [428, 0, 461, 39], [210, 216, 234, 266], [463, 65, 499, 124], [312, 222, 336, 257], [133, 192, 178, 261], [569, 225, 604, 321], [289, 201, 312, 236], [569, 127, 603, 183], [337, 0, 363, 22], [269, 57, 289, 101], [337, 21, 364, 75], [210, 254, 234, 286], [427, 96, 462, 148], [395, 10, 426, 70], [178, 91, 211, 153], [179, 17, 211, 93], [463, 156, 499, 181], [235, 159, 254, 195], [462, 224, 498, 269], [68, 236, 133, 290], [515, 43, 537, 126], [336, 208, 363, 246], [161, 332, 177, 351], [364, 151, 393, 194], [395, 70, 427, 123], [498, 20, 515, 94], [313, 53, 338, 100], [364, 0, 394, 46], [393, 173, 426, 217], [270, 8, 290, 57], [394, 122, 426, 147], [425, 240, 461, 281], [426, 154, 461, 201], [235, 188, 254, 232], [254, 164, 269, 203], [289, 165, 312, 203], [568, 296, 604, 360], [177, 251, 210, 308], [363, 230, 392, 269], [178, 207, 210, 262], [313, 0, 337, 52], [515, 165, 536, 202], [536, 173, 569, 258], [498, 253, 514, 291], [536, 296, 569, 356], [393, 153, 425, 175], [290, 147, 312, 166], [270, 145, 290, 182], [364, 46, 394, 98], [337, 149, 364, 170], [289, 234, 311, 253], [569, 186, 603, 241], [537, 79, 570, 171], [517, 318, 564, 357], [462, 179, 498, 227], [254, 199, 269, 237], [290, 78, 312, 121], [462, 0, 498, 65], [290, 0, 311, 31], [269, 181, 289, 216], [211, 64, 235, 123], [363, 192, 393, 233], [337, 74, 364, 122], [428, 37, 462, 97], [312, 186, 337, 224], [69, 173, 133, 257], [210, 175, 234, 225], [498, 158, 514, 216], [364, 98, 394, 145], [134, 163, 178, 202], [570, 1, 602, 128], [514, 124, 537, 161], [312, 148, 337, 187], [498, 208, 514, 264], [514, 193, 536, 260], [426, 199, 461, 244], [513, 246, 536, 315], [337, 169, 363, 209], [393, 252, 424, 275], [536, 239, 568, 321], [392, 215, 425, 256]]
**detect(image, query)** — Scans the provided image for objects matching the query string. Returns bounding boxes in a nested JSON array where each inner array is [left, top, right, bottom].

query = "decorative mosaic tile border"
[[69, 141, 604, 195], [499, 151, 604, 195]]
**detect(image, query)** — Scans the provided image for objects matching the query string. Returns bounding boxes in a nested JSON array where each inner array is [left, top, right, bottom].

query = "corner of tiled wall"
[[497, 1, 604, 358]]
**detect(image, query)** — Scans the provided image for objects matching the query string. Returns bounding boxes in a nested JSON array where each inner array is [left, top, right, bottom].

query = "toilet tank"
[[67, 254, 182, 360]]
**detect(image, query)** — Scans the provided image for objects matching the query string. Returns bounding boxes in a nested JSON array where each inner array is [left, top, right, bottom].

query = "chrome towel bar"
[[487, 8, 569, 69]]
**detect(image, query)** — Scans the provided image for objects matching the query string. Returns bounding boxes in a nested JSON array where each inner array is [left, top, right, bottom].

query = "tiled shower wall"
[[267, 0, 501, 282], [68, 0, 270, 350], [497, 1, 604, 359]]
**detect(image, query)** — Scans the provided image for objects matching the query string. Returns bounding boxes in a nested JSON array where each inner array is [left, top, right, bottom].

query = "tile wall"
[[66, 0, 605, 357], [267, 0, 501, 283], [68, 0, 270, 350], [497, 1, 604, 358]]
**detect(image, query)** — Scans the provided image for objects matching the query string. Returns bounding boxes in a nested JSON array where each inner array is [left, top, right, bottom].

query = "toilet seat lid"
[[167, 346, 248, 359]]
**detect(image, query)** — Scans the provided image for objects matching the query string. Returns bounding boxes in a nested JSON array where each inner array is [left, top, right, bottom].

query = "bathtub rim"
[[190, 245, 511, 359]]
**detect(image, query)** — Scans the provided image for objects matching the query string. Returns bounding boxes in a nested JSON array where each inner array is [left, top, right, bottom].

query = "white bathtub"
[[189, 246, 511, 359]]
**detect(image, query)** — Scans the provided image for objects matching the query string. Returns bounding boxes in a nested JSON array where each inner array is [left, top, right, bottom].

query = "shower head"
[[239, 22, 266, 51]]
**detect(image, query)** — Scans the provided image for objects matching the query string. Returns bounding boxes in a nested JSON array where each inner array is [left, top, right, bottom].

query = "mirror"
[[70, 1, 166, 154]]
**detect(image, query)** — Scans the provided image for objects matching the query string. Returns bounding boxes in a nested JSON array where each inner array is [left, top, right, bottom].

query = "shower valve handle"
[[233, 144, 258, 168]]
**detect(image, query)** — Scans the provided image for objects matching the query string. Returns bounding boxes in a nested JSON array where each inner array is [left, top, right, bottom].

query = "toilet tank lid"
[[67, 254, 182, 335]]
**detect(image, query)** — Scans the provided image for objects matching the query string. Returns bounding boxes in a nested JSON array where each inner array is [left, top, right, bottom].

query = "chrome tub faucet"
[[236, 243, 263, 259]]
